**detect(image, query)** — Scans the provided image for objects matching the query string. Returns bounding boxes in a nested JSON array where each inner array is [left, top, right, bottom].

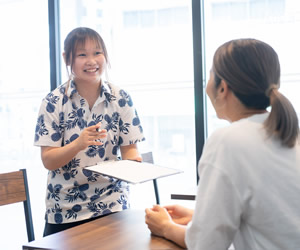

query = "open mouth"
[[84, 68, 98, 73]]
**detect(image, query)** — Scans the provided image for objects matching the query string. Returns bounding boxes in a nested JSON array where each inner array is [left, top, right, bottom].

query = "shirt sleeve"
[[185, 138, 243, 249], [33, 91, 64, 147], [116, 91, 145, 146]]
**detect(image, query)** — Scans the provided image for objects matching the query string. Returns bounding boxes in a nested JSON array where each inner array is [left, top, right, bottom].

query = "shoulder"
[[103, 81, 134, 108], [40, 82, 69, 114], [207, 114, 267, 150], [201, 115, 268, 170], [43, 82, 68, 101], [105, 82, 131, 97]]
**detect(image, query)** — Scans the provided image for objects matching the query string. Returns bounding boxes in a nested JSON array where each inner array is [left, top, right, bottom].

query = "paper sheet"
[[85, 160, 183, 184]]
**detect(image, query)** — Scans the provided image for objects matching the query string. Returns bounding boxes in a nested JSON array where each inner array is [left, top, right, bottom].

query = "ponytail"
[[264, 88, 299, 147]]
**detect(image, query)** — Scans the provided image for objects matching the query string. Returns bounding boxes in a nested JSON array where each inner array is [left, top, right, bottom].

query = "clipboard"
[[85, 160, 183, 184]]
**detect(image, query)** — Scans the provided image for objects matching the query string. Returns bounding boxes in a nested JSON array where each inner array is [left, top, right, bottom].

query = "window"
[[204, 0, 300, 136], [0, 0, 49, 248], [59, 0, 196, 207]]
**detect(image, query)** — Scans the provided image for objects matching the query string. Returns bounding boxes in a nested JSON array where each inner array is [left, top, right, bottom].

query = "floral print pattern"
[[34, 81, 145, 224]]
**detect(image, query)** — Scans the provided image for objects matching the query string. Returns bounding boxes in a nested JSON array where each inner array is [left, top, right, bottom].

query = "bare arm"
[[120, 144, 142, 162], [41, 123, 107, 170]]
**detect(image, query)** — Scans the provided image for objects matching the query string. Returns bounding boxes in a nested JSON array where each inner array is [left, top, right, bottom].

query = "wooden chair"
[[141, 152, 160, 204], [0, 169, 35, 242]]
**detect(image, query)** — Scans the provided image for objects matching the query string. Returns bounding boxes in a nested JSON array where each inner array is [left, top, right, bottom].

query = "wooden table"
[[22, 209, 184, 250]]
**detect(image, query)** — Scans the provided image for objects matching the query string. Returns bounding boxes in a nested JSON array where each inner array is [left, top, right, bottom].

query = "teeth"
[[85, 69, 97, 72]]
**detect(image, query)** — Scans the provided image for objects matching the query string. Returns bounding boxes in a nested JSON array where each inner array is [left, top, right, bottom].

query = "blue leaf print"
[[104, 114, 112, 124], [77, 108, 84, 118], [132, 117, 140, 126], [90, 194, 100, 202], [117, 194, 128, 210], [104, 92, 116, 103], [47, 183, 62, 201], [119, 118, 130, 134], [102, 209, 112, 215], [109, 202, 117, 209], [132, 110, 143, 133], [66, 105, 87, 130], [119, 89, 133, 107], [51, 121, 62, 142], [119, 136, 123, 146], [104, 113, 119, 132], [35, 114, 49, 142], [80, 98, 85, 107], [112, 112, 120, 123], [59, 86, 69, 105], [79, 183, 89, 192], [52, 203, 63, 224], [50, 169, 61, 179], [55, 213, 63, 223], [46, 93, 59, 113], [112, 145, 118, 155], [111, 135, 118, 155], [88, 113, 103, 127], [65, 133, 79, 145], [82, 168, 100, 182], [98, 144, 107, 158], [46, 102, 55, 113], [65, 204, 82, 219], [118, 98, 126, 107], [62, 158, 80, 180], [106, 180, 123, 196], [59, 111, 65, 127], [85, 145, 98, 158], [87, 202, 101, 217], [65, 181, 89, 202], [62, 95, 68, 105]]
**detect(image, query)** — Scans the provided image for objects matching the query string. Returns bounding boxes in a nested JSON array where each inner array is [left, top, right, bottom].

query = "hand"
[[145, 205, 173, 237], [164, 204, 193, 225], [130, 155, 143, 162], [75, 123, 107, 151]]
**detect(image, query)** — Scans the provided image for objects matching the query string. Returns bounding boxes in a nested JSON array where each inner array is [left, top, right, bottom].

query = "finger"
[[88, 140, 103, 146], [152, 205, 161, 211]]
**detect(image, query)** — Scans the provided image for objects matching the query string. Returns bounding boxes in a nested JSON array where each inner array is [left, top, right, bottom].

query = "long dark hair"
[[213, 38, 299, 147]]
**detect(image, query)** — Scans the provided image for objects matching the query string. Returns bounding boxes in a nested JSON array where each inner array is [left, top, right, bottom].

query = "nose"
[[86, 55, 97, 66]]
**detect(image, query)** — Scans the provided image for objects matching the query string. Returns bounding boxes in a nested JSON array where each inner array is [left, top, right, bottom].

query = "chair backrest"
[[0, 169, 35, 242], [141, 152, 160, 204]]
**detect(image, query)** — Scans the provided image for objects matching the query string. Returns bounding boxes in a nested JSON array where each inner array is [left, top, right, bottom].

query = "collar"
[[64, 80, 113, 102]]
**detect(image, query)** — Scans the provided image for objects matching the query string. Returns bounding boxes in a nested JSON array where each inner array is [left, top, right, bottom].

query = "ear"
[[62, 52, 68, 65], [218, 79, 230, 98]]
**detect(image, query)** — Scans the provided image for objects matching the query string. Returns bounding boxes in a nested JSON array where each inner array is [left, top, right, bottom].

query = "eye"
[[95, 51, 103, 55], [77, 53, 86, 57]]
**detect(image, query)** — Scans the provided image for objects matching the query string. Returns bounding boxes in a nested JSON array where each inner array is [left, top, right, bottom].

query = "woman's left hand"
[[145, 205, 173, 237]]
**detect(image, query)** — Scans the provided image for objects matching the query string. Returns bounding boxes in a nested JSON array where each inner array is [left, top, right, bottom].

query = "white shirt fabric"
[[34, 80, 145, 224], [186, 113, 300, 250]]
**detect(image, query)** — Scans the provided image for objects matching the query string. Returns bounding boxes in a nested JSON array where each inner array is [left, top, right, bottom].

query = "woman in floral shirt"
[[34, 27, 145, 236]]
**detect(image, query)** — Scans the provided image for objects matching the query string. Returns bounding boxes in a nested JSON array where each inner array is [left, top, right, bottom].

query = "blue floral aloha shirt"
[[34, 80, 145, 224]]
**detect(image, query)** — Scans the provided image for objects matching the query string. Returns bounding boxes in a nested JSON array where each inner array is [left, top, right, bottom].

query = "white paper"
[[85, 160, 183, 184]]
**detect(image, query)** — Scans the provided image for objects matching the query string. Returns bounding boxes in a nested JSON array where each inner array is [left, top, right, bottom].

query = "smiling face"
[[71, 38, 106, 86]]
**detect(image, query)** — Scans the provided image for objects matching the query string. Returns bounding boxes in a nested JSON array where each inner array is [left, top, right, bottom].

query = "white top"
[[34, 81, 145, 224], [186, 113, 300, 250]]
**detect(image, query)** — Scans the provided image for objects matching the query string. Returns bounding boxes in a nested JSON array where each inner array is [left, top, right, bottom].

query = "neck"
[[229, 108, 267, 122], [75, 79, 102, 110]]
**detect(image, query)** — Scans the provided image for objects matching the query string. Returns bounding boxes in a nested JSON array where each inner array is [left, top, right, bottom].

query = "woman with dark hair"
[[145, 39, 300, 249], [34, 27, 145, 236]]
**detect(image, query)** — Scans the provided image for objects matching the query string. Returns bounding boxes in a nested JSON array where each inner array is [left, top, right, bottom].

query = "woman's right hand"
[[164, 204, 194, 225], [41, 123, 107, 171], [75, 123, 107, 151]]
